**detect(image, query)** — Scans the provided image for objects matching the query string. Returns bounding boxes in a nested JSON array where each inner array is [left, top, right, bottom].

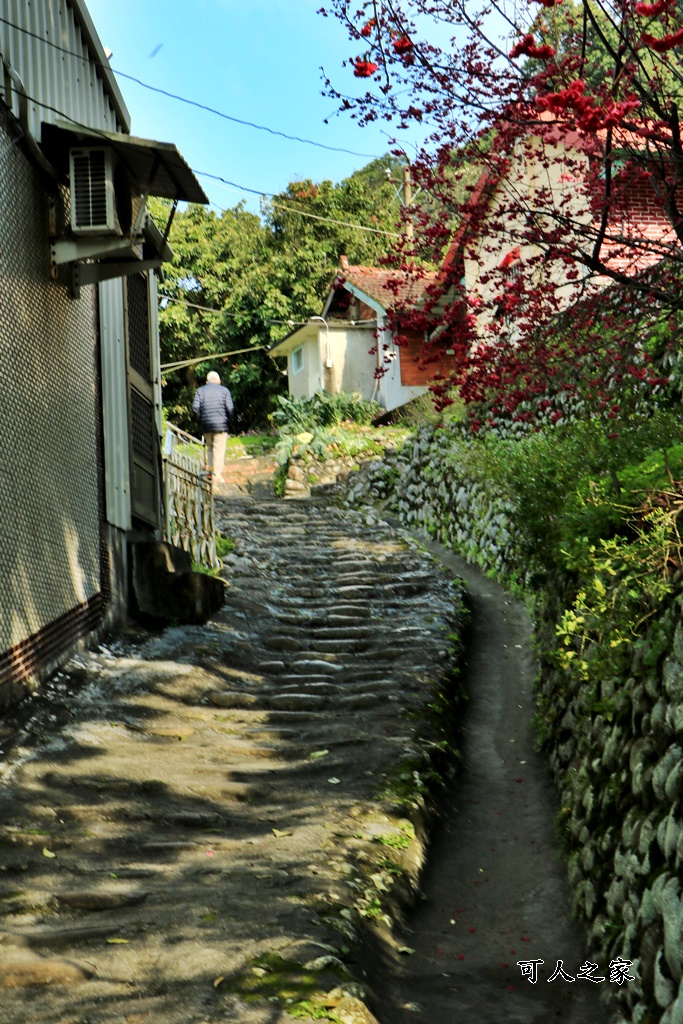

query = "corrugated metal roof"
[[68, 0, 131, 130], [0, 1, 127, 140], [43, 121, 208, 204]]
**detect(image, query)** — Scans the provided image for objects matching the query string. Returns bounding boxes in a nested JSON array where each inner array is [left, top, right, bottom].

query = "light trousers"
[[203, 431, 228, 480]]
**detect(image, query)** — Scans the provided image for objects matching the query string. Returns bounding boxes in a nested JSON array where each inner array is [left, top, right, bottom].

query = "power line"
[[4, 53, 405, 247], [162, 296, 238, 316], [195, 171, 402, 237], [0, 15, 380, 160], [13, 83, 403, 241], [0, 17, 404, 240], [161, 345, 267, 373], [112, 68, 380, 160]]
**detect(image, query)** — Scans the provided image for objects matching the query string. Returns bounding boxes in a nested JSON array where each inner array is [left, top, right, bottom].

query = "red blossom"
[[325, 0, 681, 434], [641, 28, 683, 52], [509, 34, 556, 60], [393, 34, 414, 54], [536, 79, 639, 131], [353, 59, 379, 77], [634, 0, 672, 13]]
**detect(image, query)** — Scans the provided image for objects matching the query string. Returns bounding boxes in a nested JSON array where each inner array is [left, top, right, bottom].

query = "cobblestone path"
[[0, 495, 462, 1024]]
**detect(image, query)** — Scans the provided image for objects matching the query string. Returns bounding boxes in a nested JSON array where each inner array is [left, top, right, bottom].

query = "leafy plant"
[[215, 532, 236, 558], [271, 392, 382, 433], [554, 493, 682, 692]]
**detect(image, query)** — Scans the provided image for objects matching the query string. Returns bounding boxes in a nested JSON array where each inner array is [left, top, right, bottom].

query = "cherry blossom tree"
[[320, 0, 683, 425]]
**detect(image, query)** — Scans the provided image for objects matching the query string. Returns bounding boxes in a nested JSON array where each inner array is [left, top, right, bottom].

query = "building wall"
[[462, 136, 680, 338], [398, 329, 459, 388], [0, 1, 127, 139], [604, 169, 683, 275], [325, 328, 377, 401], [0, 112, 102, 701], [288, 336, 322, 400]]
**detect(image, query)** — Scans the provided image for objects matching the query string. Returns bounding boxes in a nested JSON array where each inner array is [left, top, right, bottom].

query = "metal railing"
[[162, 423, 217, 568]]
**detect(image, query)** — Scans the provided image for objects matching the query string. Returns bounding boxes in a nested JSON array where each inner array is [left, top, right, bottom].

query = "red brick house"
[[432, 117, 683, 339]]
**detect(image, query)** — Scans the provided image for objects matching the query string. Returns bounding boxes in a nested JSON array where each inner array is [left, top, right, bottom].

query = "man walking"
[[192, 370, 234, 485]]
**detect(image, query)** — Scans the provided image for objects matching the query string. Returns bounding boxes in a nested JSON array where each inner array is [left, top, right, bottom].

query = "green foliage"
[[226, 434, 276, 456], [288, 1002, 343, 1021], [274, 425, 388, 469], [463, 412, 683, 584], [553, 498, 681, 697], [270, 392, 395, 472], [152, 162, 400, 431], [215, 532, 235, 558], [271, 392, 382, 432]]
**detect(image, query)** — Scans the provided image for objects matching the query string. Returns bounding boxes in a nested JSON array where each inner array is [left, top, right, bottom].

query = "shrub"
[[270, 392, 381, 433]]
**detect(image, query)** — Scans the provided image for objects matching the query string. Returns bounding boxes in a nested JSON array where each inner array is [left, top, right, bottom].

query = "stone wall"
[[342, 426, 522, 582], [339, 425, 683, 1024]]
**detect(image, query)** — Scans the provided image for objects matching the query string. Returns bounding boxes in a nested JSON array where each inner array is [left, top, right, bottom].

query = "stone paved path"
[[0, 495, 463, 1024]]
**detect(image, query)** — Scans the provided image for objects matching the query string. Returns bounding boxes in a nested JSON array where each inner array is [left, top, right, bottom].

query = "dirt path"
[[375, 539, 609, 1024]]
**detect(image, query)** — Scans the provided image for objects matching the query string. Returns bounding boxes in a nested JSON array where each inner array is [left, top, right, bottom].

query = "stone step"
[[286, 659, 344, 675], [308, 626, 375, 640]]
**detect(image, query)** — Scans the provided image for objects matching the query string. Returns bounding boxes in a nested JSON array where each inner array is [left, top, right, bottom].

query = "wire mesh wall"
[[0, 112, 102, 667]]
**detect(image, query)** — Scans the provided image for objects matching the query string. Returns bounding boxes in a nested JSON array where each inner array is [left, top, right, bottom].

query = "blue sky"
[[85, 0, 422, 216]]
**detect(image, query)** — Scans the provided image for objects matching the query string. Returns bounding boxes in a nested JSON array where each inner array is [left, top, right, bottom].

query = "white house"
[[270, 257, 455, 412]]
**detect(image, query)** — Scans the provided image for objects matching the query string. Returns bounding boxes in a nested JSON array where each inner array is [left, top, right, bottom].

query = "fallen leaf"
[[272, 828, 292, 838], [309, 750, 329, 760], [327, 777, 341, 785], [106, 938, 130, 944], [213, 975, 225, 988], [398, 946, 415, 955], [42, 847, 56, 858]]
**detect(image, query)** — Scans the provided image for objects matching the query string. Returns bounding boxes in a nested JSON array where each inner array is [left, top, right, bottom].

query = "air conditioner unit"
[[69, 146, 134, 236]]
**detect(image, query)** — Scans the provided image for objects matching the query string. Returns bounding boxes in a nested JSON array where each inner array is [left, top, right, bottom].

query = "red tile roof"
[[338, 256, 436, 309]]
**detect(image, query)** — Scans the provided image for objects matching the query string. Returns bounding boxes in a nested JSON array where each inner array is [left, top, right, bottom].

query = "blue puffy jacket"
[[192, 383, 234, 433]]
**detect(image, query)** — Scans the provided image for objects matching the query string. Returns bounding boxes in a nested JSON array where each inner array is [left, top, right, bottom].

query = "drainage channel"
[[371, 542, 608, 1024]]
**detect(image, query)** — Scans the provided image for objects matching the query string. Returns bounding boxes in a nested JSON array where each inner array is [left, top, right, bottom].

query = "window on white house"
[[292, 346, 304, 374]]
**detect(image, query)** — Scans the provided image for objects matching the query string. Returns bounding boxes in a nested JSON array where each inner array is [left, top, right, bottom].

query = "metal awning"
[[41, 121, 208, 204]]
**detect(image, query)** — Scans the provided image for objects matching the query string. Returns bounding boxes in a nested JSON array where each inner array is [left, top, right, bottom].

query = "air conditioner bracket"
[[51, 235, 144, 266]]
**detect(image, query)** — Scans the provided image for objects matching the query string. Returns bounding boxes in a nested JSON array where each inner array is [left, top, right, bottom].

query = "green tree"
[[151, 199, 283, 432], [153, 161, 400, 431]]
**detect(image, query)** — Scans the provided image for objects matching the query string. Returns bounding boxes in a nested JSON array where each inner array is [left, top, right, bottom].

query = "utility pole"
[[403, 164, 413, 241], [386, 162, 415, 240]]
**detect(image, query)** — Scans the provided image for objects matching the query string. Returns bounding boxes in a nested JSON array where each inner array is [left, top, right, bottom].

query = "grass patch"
[[219, 951, 348, 1020], [226, 433, 276, 457]]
